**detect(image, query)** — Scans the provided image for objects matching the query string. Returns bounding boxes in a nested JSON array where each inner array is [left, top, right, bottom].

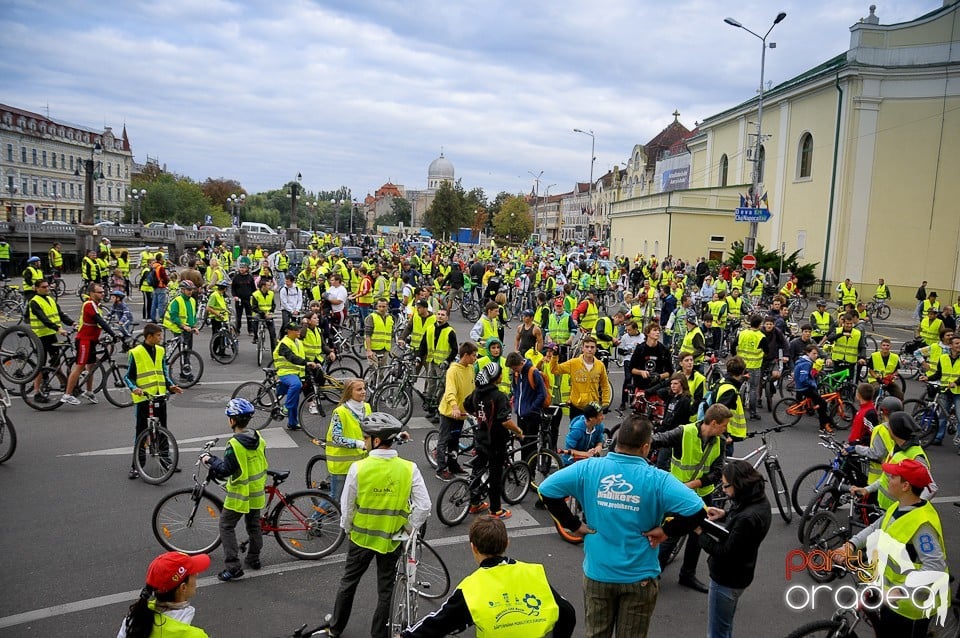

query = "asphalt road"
[[0, 276, 957, 638]]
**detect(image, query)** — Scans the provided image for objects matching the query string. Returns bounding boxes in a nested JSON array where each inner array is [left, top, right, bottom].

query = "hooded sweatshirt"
[[206, 431, 264, 480]]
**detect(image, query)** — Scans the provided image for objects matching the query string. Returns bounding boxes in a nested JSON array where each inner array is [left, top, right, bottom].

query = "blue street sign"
[[735, 207, 772, 222]]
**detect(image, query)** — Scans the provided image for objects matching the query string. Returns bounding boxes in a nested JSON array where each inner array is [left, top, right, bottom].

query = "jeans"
[[329, 473, 345, 502], [583, 573, 659, 638], [707, 579, 744, 638], [277, 374, 302, 427], [150, 288, 167, 322], [436, 415, 463, 474], [331, 539, 401, 638], [935, 392, 960, 443], [219, 508, 262, 572], [746, 367, 761, 413]]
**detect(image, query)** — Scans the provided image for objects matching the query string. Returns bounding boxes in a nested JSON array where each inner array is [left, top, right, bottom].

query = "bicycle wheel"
[[778, 369, 795, 397], [526, 450, 562, 489], [784, 619, 858, 638], [0, 326, 43, 386], [501, 461, 530, 505], [231, 381, 277, 430], [413, 540, 451, 600], [371, 383, 413, 425], [790, 463, 834, 516], [272, 490, 345, 559], [298, 393, 329, 441], [152, 488, 224, 554], [766, 458, 793, 523], [169, 350, 203, 388], [20, 367, 67, 411], [134, 426, 179, 485], [209, 331, 239, 365], [101, 362, 134, 408], [389, 569, 415, 634], [326, 354, 363, 379], [554, 496, 586, 545], [436, 478, 470, 526], [797, 487, 844, 543], [829, 399, 855, 429], [661, 534, 686, 566], [802, 511, 848, 583], [908, 403, 940, 447], [0, 413, 16, 463], [0, 299, 24, 327], [51, 278, 65, 298], [304, 452, 331, 492], [461, 300, 480, 323], [256, 326, 266, 366], [423, 429, 440, 469], [773, 397, 802, 426]]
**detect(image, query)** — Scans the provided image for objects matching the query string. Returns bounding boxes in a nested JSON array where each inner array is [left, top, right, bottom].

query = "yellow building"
[[611, 2, 960, 304]]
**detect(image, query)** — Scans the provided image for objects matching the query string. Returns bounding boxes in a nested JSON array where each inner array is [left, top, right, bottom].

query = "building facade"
[[0, 104, 132, 223], [409, 151, 455, 228]]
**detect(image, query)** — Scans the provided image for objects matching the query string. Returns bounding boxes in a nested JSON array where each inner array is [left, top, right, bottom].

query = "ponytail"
[[122, 585, 179, 638]]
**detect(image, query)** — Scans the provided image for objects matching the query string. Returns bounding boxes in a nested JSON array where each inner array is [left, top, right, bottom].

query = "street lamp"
[[129, 188, 147, 225], [330, 198, 345, 234], [227, 193, 245, 227], [305, 201, 318, 231], [543, 183, 557, 240], [573, 128, 595, 242], [351, 199, 361, 236], [724, 11, 787, 256], [74, 141, 103, 225]]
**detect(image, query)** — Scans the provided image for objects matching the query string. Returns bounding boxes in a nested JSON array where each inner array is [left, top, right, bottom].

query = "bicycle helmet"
[[360, 412, 404, 443], [878, 396, 903, 414], [179, 280, 196, 290], [27, 256, 40, 263], [110, 290, 126, 298], [216, 280, 229, 288], [225, 397, 256, 417], [475, 361, 501, 388]]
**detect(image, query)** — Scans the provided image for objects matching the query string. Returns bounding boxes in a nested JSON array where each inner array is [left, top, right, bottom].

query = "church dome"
[[428, 153, 454, 179]]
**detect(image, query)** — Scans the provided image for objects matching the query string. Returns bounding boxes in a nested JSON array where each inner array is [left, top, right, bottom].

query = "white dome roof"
[[428, 153, 454, 179]]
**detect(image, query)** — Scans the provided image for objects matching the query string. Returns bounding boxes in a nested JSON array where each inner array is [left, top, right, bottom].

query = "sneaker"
[[82, 391, 99, 404], [435, 469, 454, 482], [128, 468, 140, 480], [33, 392, 49, 403], [244, 556, 262, 570], [820, 423, 834, 434], [449, 463, 468, 476], [750, 413, 760, 421], [286, 423, 302, 431], [217, 568, 244, 582], [60, 394, 81, 406], [469, 502, 489, 514], [491, 509, 512, 520], [278, 405, 289, 417], [309, 403, 319, 415]]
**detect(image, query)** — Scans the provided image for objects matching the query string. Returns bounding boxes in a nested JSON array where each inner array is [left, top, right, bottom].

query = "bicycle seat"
[[266, 469, 290, 482], [262, 367, 277, 373]]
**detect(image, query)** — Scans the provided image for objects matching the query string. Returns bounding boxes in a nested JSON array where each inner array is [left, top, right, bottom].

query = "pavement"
[[0, 275, 957, 638]]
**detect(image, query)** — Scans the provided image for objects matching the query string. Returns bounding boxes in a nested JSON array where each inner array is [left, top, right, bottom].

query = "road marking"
[[57, 427, 300, 457], [0, 521, 559, 629]]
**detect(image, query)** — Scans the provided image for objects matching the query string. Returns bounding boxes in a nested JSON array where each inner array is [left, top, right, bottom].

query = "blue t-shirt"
[[563, 415, 605, 465], [539, 452, 704, 583]]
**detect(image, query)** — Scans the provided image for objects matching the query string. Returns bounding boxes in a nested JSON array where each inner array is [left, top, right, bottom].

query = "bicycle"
[[131, 330, 204, 389], [436, 454, 531, 526], [152, 438, 344, 559], [253, 315, 274, 367], [133, 394, 179, 485], [864, 296, 891, 321], [209, 315, 240, 364], [782, 567, 882, 637], [0, 324, 44, 387], [719, 425, 794, 522], [423, 418, 476, 469], [801, 491, 883, 583], [904, 381, 958, 447], [21, 335, 125, 410], [370, 347, 446, 425], [389, 527, 453, 635], [0, 380, 17, 464], [773, 386, 855, 429]]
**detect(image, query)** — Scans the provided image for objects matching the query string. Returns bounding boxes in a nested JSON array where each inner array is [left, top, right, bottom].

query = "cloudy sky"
[[2, 0, 938, 201]]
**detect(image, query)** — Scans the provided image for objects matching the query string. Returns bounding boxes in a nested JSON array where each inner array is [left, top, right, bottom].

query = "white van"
[[240, 222, 278, 235]]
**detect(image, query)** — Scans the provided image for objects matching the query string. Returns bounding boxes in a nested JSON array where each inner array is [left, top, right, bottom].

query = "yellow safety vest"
[[252, 290, 274, 313], [717, 382, 746, 439], [919, 317, 943, 346], [936, 353, 960, 394], [750, 278, 763, 296], [144, 600, 209, 637], [223, 435, 267, 514], [878, 501, 945, 620], [877, 445, 928, 510], [48, 248, 63, 268], [477, 355, 511, 395], [357, 277, 374, 305], [866, 423, 895, 485], [116, 256, 129, 276], [303, 326, 325, 363], [130, 344, 167, 404], [839, 282, 858, 305], [869, 352, 899, 378], [874, 284, 889, 299], [682, 327, 705, 364], [325, 404, 371, 474], [593, 316, 614, 349], [350, 456, 413, 553], [708, 300, 728, 329], [29, 295, 60, 337], [922, 300, 940, 314], [479, 317, 500, 357], [725, 296, 744, 319], [731, 276, 745, 292], [277, 254, 289, 272], [272, 336, 305, 377], [370, 313, 394, 352], [670, 423, 722, 496], [580, 300, 599, 331], [811, 311, 833, 337], [548, 312, 572, 344], [424, 323, 454, 365], [163, 295, 196, 334], [22, 266, 43, 291], [737, 329, 764, 369], [410, 313, 436, 350], [207, 290, 229, 322], [831, 328, 862, 363], [459, 561, 560, 637]]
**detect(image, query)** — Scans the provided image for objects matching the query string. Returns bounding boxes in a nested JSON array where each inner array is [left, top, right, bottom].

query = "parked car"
[[145, 221, 185, 230], [326, 246, 363, 265], [240, 221, 277, 235], [41, 220, 71, 226]]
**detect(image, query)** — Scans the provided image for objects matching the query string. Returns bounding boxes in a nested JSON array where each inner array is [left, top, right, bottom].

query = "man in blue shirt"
[[562, 402, 605, 465], [539, 414, 706, 637]]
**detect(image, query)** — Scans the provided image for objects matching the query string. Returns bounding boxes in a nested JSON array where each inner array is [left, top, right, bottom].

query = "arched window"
[[757, 145, 766, 183], [719, 154, 729, 187], [798, 133, 813, 178]]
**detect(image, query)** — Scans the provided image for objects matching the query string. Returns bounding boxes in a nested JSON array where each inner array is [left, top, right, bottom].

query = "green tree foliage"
[[132, 173, 213, 226], [423, 181, 469, 239], [201, 178, 245, 212], [378, 197, 411, 226], [492, 196, 533, 242], [726, 241, 820, 290]]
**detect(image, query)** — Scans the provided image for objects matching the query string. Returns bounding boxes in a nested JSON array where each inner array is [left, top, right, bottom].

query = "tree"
[[492, 196, 533, 242], [471, 208, 488, 233], [132, 172, 214, 226], [726, 241, 820, 291], [423, 181, 468, 239], [201, 178, 245, 211], [390, 197, 412, 225]]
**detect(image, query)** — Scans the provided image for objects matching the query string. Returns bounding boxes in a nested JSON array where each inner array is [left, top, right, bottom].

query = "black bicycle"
[[133, 394, 179, 485]]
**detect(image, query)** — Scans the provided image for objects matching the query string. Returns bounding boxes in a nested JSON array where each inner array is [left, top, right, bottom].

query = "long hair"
[[122, 586, 179, 638], [669, 372, 690, 398], [338, 378, 365, 405], [723, 459, 766, 503]]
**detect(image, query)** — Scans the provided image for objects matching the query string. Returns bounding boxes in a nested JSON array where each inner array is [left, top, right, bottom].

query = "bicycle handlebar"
[[745, 424, 790, 438]]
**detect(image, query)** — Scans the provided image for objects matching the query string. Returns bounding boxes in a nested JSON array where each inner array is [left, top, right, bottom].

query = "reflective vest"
[[580, 300, 599, 331], [866, 423, 895, 485], [424, 323, 454, 365], [207, 290, 229, 322], [223, 435, 267, 514], [874, 284, 889, 299], [370, 313, 394, 351], [116, 255, 129, 276], [750, 277, 763, 297], [717, 382, 746, 439], [48, 248, 63, 268], [130, 344, 166, 404], [831, 328, 862, 363], [373, 275, 389, 299], [936, 353, 960, 395], [163, 295, 197, 334], [357, 277, 374, 305], [459, 561, 560, 637], [878, 501, 945, 620], [350, 455, 414, 553], [410, 313, 436, 350], [273, 336, 305, 377], [252, 289, 274, 313], [144, 600, 209, 637], [533, 352, 570, 416], [303, 326, 325, 363], [22, 265, 43, 291], [922, 300, 940, 314], [563, 295, 577, 315], [877, 445, 928, 510], [593, 316, 614, 349], [869, 352, 899, 379], [29, 295, 60, 337], [919, 317, 943, 346], [737, 329, 764, 369], [479, 317, 500, 357], [548, 312, 572, 344], [708, 300, 728, 328], [811, 311, 833, 337], [0, 243, 9, 260], [725, 296, 744, 319], [326, 404, 371, 474], [670, 424, 722, 497], [687, 372, 707, 421], [277, 253, 289, 272], [477, 355, 510, 395], [682, 327, 705, 364], [731, 276, 745, 292], [139, 266, 154, 292], [839, 282, 858, 305]]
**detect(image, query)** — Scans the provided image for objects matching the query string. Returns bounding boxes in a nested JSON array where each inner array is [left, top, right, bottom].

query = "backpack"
[[526, 365, 552, 408], [145, 267, 158, 288], [695, 377, 726, 422]]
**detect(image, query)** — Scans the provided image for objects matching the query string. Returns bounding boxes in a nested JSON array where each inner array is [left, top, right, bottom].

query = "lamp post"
[[227, 193, 245, 227], [724, 11, 787, 256], [573, 128, 595, 243], [330, 198, 345, 235], [285, 173, 302, 245], [75, 141, 103, 226], [543, 183, 556, 240], [528, 170, 543, 236], [351, 199, 361, 236], [305, 201, 318, 231], [129, 188, 147, 225]]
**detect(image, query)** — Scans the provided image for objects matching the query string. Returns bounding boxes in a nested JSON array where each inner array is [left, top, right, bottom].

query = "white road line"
[[0, 522, 557, 629], [58, 427, 300, 457]]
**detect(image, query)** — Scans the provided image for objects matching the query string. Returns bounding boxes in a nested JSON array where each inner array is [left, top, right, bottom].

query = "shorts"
[[75, 338, 96, 365]]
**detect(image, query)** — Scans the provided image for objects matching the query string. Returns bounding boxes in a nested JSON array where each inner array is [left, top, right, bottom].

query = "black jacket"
[[699, 490, 772, 589]]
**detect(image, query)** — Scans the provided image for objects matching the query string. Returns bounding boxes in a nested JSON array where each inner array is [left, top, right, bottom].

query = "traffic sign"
[[735, 207, 771, 223], [24, 203, 37, 223], [205, 214, 213, 225], [742, 254, 757, 270]]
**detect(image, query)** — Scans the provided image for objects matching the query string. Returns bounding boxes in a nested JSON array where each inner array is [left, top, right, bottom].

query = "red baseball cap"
[[881, 458, 933, 489], [146, 552, 211, 593]]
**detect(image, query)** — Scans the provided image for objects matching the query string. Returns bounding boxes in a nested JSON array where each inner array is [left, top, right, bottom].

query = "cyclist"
[[251, 278, 277, 351], [117, 551, 211, 638], [27, 278, 74, 402], [437, 341, 480, 481], [207, 280, 230, 357], [81, 249, 100, 288], [847, 396, 902, 499], [364, 297, 395, 367], [62, 283, 122, 405], [919, 332, 960, 446], [464, 361, 524, 520], [735, 315, 765, 420], [200, 398, 268, 581], [21, 255, 44, 310], [809, 299, 835, 340], [793, 343, 834, 433], [418, 308, 458, 423], [230, 260, 257, 337], [48, 241, 63, 278], [400, 516, 575, 638], [868, 337, 903, 400], [125, 323, 183, 479], [325, 378, 371, 500], [593, 307, 626, 358], [328, 412, 430, 638], [918, 306, 944, 347], [561, 401, 605, 465], [108, 290, 134, 334], [469, 301, 501, 359], [874, 277, 891, 301], [820, 312, 867, 379], [274, 320, 317, 431], [548, 335, 611, 421], [163, 279, 200, 352], [476, 338, 510, 397], [847, 383, 878, 446]]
